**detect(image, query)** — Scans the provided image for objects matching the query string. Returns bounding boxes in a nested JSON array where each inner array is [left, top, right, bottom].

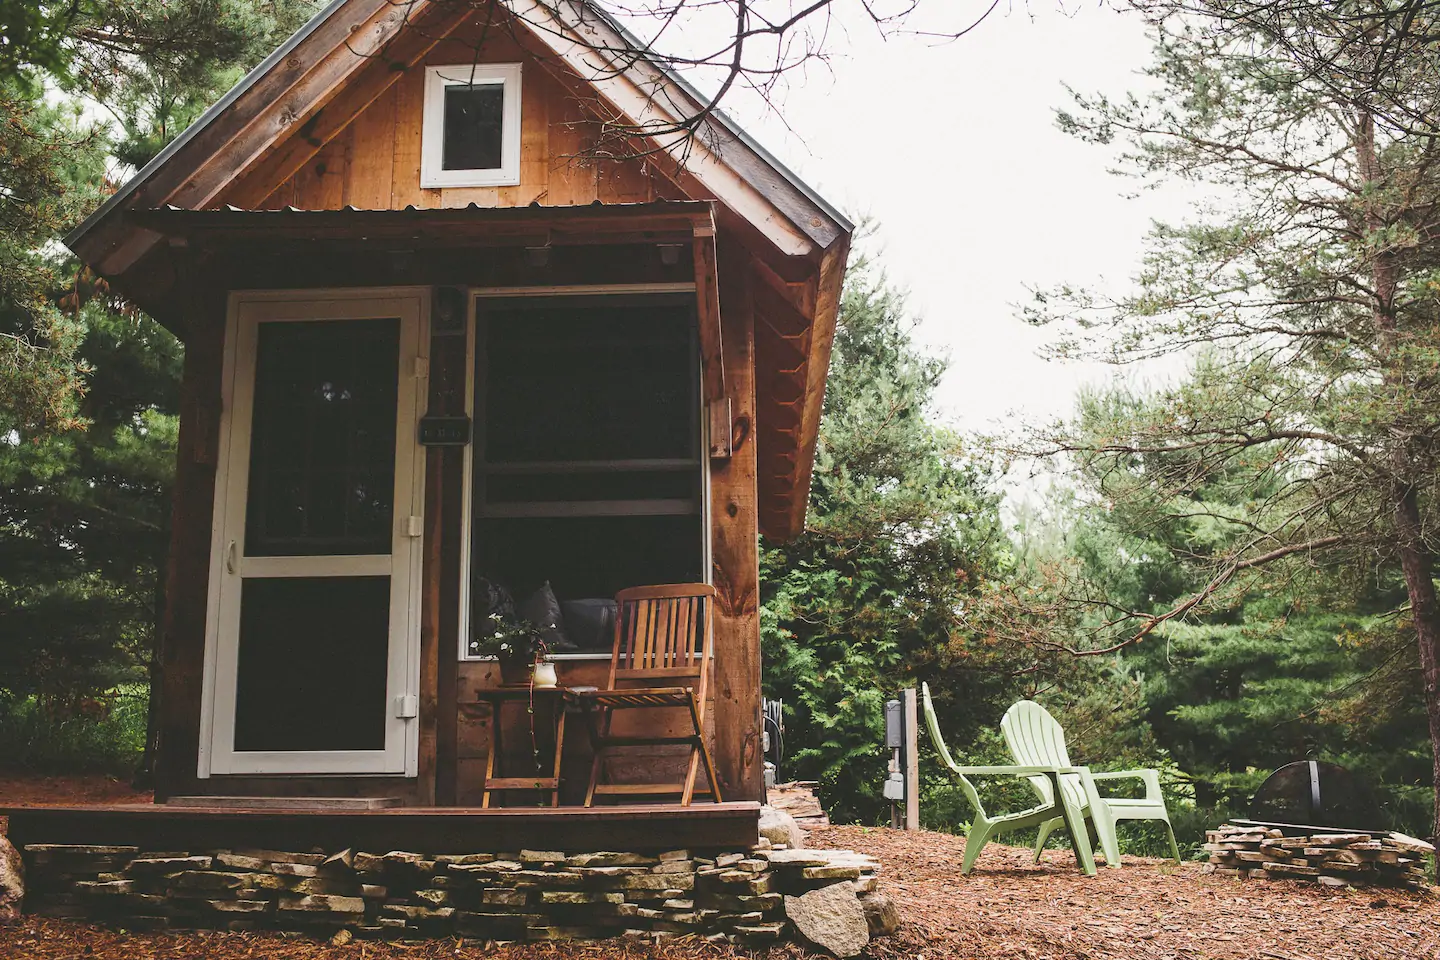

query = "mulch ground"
[[1, 777, 1438, 959]]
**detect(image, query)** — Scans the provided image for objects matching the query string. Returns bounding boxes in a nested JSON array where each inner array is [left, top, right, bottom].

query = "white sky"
[[712, 2, 1199, 434]]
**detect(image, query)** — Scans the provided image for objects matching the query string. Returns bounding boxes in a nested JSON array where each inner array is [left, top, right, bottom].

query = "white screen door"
[[203, 292, 426, 776]]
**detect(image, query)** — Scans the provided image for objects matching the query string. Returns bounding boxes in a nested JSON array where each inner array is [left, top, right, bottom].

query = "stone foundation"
[[1202, 823, 1433, 889], [20, 838, 888, 949]]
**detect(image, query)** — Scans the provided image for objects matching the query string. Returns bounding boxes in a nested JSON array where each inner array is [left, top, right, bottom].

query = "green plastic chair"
[[921, 683, 1097, 876], [1001, 699, 1181, 868]]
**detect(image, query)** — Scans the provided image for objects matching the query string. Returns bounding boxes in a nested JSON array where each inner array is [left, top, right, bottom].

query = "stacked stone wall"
[[20, 838, 891, 952]]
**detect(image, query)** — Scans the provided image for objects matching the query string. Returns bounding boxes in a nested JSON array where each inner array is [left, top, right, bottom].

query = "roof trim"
[[587, 4, 852, 237]]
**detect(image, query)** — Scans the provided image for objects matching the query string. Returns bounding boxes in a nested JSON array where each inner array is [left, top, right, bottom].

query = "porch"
[[0, 800, 761, 853]]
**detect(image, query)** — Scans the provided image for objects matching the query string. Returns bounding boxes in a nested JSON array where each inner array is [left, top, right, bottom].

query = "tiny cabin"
[[38, 0, 849, 845]]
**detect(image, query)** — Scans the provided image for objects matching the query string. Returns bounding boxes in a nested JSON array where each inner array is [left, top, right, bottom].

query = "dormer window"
[[421, 63, 522, 188]]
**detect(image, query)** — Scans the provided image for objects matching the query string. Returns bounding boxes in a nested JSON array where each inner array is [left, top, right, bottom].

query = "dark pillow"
[[560, 598, 618, 652], [522, 581, 575, 652]]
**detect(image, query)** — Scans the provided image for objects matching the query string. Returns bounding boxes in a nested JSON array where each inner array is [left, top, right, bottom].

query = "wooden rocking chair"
[[579, 584, 723, 806]]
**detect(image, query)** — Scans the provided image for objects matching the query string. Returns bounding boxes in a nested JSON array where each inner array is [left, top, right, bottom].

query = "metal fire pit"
[[1243, 760, 1384, 835]]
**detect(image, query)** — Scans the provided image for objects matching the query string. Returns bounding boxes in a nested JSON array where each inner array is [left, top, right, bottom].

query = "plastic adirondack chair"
[[1001, 700, 1181, 868], [921, 683, 1097, 876]]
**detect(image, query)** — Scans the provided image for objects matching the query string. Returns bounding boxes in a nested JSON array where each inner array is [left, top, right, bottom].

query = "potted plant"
[[470, 612, 552, 685]]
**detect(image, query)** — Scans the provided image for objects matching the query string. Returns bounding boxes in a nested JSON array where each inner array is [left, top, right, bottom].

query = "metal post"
[[903, 687, 920, 831]]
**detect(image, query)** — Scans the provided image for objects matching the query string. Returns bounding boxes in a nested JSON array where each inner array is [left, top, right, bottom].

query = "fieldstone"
[[565, 852, 656, 868], [0, 835, 24, 921], [127, 856, 212, 875], [759, 805, 806, 849], [859, 891, 900, 936], [784, 881, 869, 959], [765, 848, 833, 868]]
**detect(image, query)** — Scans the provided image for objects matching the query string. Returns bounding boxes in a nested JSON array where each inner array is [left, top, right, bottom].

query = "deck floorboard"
[[0, 801, 761, 853]]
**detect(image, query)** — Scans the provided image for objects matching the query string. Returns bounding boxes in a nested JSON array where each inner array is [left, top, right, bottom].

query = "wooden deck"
[[0, 801, 761, 854]]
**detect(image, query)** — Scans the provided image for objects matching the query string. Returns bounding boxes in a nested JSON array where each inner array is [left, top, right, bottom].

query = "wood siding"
[[229, 16, 675, 214]]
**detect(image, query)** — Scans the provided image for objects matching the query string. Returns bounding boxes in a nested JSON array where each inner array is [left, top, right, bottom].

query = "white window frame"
[[458, 284, 712, 662], [198, 288, 429, 777], [421, 63, 522, 189]]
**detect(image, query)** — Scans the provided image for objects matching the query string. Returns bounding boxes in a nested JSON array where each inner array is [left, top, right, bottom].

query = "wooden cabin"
[[40, 0, 850, 844]]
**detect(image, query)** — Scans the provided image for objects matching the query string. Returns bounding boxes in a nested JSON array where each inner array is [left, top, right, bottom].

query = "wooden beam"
[[692, 217, 725, 403], [1, 802, 762, 853], [708, 240, 762, 802], [777, 233, 849, 541], [155, 279, 228, 801]]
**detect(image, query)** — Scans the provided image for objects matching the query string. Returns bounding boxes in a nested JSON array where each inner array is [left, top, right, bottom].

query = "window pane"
[[245, 318, 399, 556], [473, 515, 703, 618], [233, 576, 391, 752], [443, 83, 504, 171], [484, 301, 697, 462]]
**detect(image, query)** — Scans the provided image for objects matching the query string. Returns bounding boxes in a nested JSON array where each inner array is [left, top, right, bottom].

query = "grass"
[[0, 686, 147, 775]]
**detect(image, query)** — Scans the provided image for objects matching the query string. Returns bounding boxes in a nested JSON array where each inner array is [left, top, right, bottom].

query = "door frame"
[[198, 288, 429, 778]]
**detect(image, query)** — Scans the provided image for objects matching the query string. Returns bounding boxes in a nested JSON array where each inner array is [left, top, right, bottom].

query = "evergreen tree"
[[760, 248, 1014, 820], [0, 0, 323, 775], [1015, 3, 1440, 837]]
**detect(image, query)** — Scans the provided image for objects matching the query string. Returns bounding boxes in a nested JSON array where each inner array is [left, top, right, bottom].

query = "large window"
[[466, 293, 705, 657]]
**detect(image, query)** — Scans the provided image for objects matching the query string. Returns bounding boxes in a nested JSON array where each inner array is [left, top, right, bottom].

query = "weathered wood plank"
[[692, 221, 725, 402], [708, 241, 762, 802], [390, 65, 426, 209], [345, 84, 396, 209]]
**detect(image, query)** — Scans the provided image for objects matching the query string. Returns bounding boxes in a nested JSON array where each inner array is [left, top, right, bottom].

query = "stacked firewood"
[[1202, 823, 1433, 890]]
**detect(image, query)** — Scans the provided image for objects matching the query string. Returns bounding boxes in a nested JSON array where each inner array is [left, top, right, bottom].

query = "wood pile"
[[1202, 823, 1433, 890], [20, 840, 886, 947]]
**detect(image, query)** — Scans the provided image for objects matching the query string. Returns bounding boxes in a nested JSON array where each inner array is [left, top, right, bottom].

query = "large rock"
[[859, 891, 900, 937], [784, 880, 870, 958], [759, 805, 805, 849], [0, 833, 23, 921]]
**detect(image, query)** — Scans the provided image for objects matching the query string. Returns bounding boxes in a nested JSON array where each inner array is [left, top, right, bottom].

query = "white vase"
[[532, 660, 558, 688]]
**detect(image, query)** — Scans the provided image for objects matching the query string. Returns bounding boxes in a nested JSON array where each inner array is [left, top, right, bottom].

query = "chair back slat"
[[1001, 700, 1087, 810], [607, 584, 715, 699]]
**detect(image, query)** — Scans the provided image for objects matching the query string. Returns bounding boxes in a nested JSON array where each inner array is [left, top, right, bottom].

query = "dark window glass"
[[484, 301, 697, 462], [475, 516, 703, 610], [245, 318, 399, 556], [233, 576, 391, 752], [470, 296, 703, 644], [443, 83, 504, 171]]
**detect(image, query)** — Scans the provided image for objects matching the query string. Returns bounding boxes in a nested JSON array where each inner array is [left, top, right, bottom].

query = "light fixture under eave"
[[658, 243, 682, 266], [525, 245, 551, 267]]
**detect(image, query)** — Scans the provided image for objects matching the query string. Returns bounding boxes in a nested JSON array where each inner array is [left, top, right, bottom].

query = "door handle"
[[225, 540, 237, 574]]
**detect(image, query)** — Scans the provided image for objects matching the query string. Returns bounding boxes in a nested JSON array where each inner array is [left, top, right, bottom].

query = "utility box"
[[884, 699, 903, 749]]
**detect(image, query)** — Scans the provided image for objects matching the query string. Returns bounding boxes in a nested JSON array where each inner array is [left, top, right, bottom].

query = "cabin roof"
[[63, 0, 851, 541], [65, 0, 851, 267]]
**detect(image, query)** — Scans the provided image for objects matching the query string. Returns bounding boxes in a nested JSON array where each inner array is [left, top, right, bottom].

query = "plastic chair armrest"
[[1088, 768, 1163, 801]]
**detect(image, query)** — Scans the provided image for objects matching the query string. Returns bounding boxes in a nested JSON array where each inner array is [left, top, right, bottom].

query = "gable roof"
[[66, 0, 850, 271]]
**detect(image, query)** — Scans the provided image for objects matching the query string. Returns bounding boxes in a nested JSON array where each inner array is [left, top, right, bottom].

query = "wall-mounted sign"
[[418, 415, 472, 446]]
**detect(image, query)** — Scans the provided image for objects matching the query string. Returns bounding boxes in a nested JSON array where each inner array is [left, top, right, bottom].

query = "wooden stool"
[[474, 686, 569, 808]]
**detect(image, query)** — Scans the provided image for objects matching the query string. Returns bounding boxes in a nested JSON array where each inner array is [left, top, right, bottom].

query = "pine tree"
[[760, 248, 1014, 819]]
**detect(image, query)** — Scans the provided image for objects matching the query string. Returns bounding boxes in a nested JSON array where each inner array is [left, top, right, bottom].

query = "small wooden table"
[[474, 686, 569, 808]]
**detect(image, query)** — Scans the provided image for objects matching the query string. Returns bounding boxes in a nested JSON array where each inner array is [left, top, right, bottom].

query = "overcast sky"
[[712, 2, 1198, 434]]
